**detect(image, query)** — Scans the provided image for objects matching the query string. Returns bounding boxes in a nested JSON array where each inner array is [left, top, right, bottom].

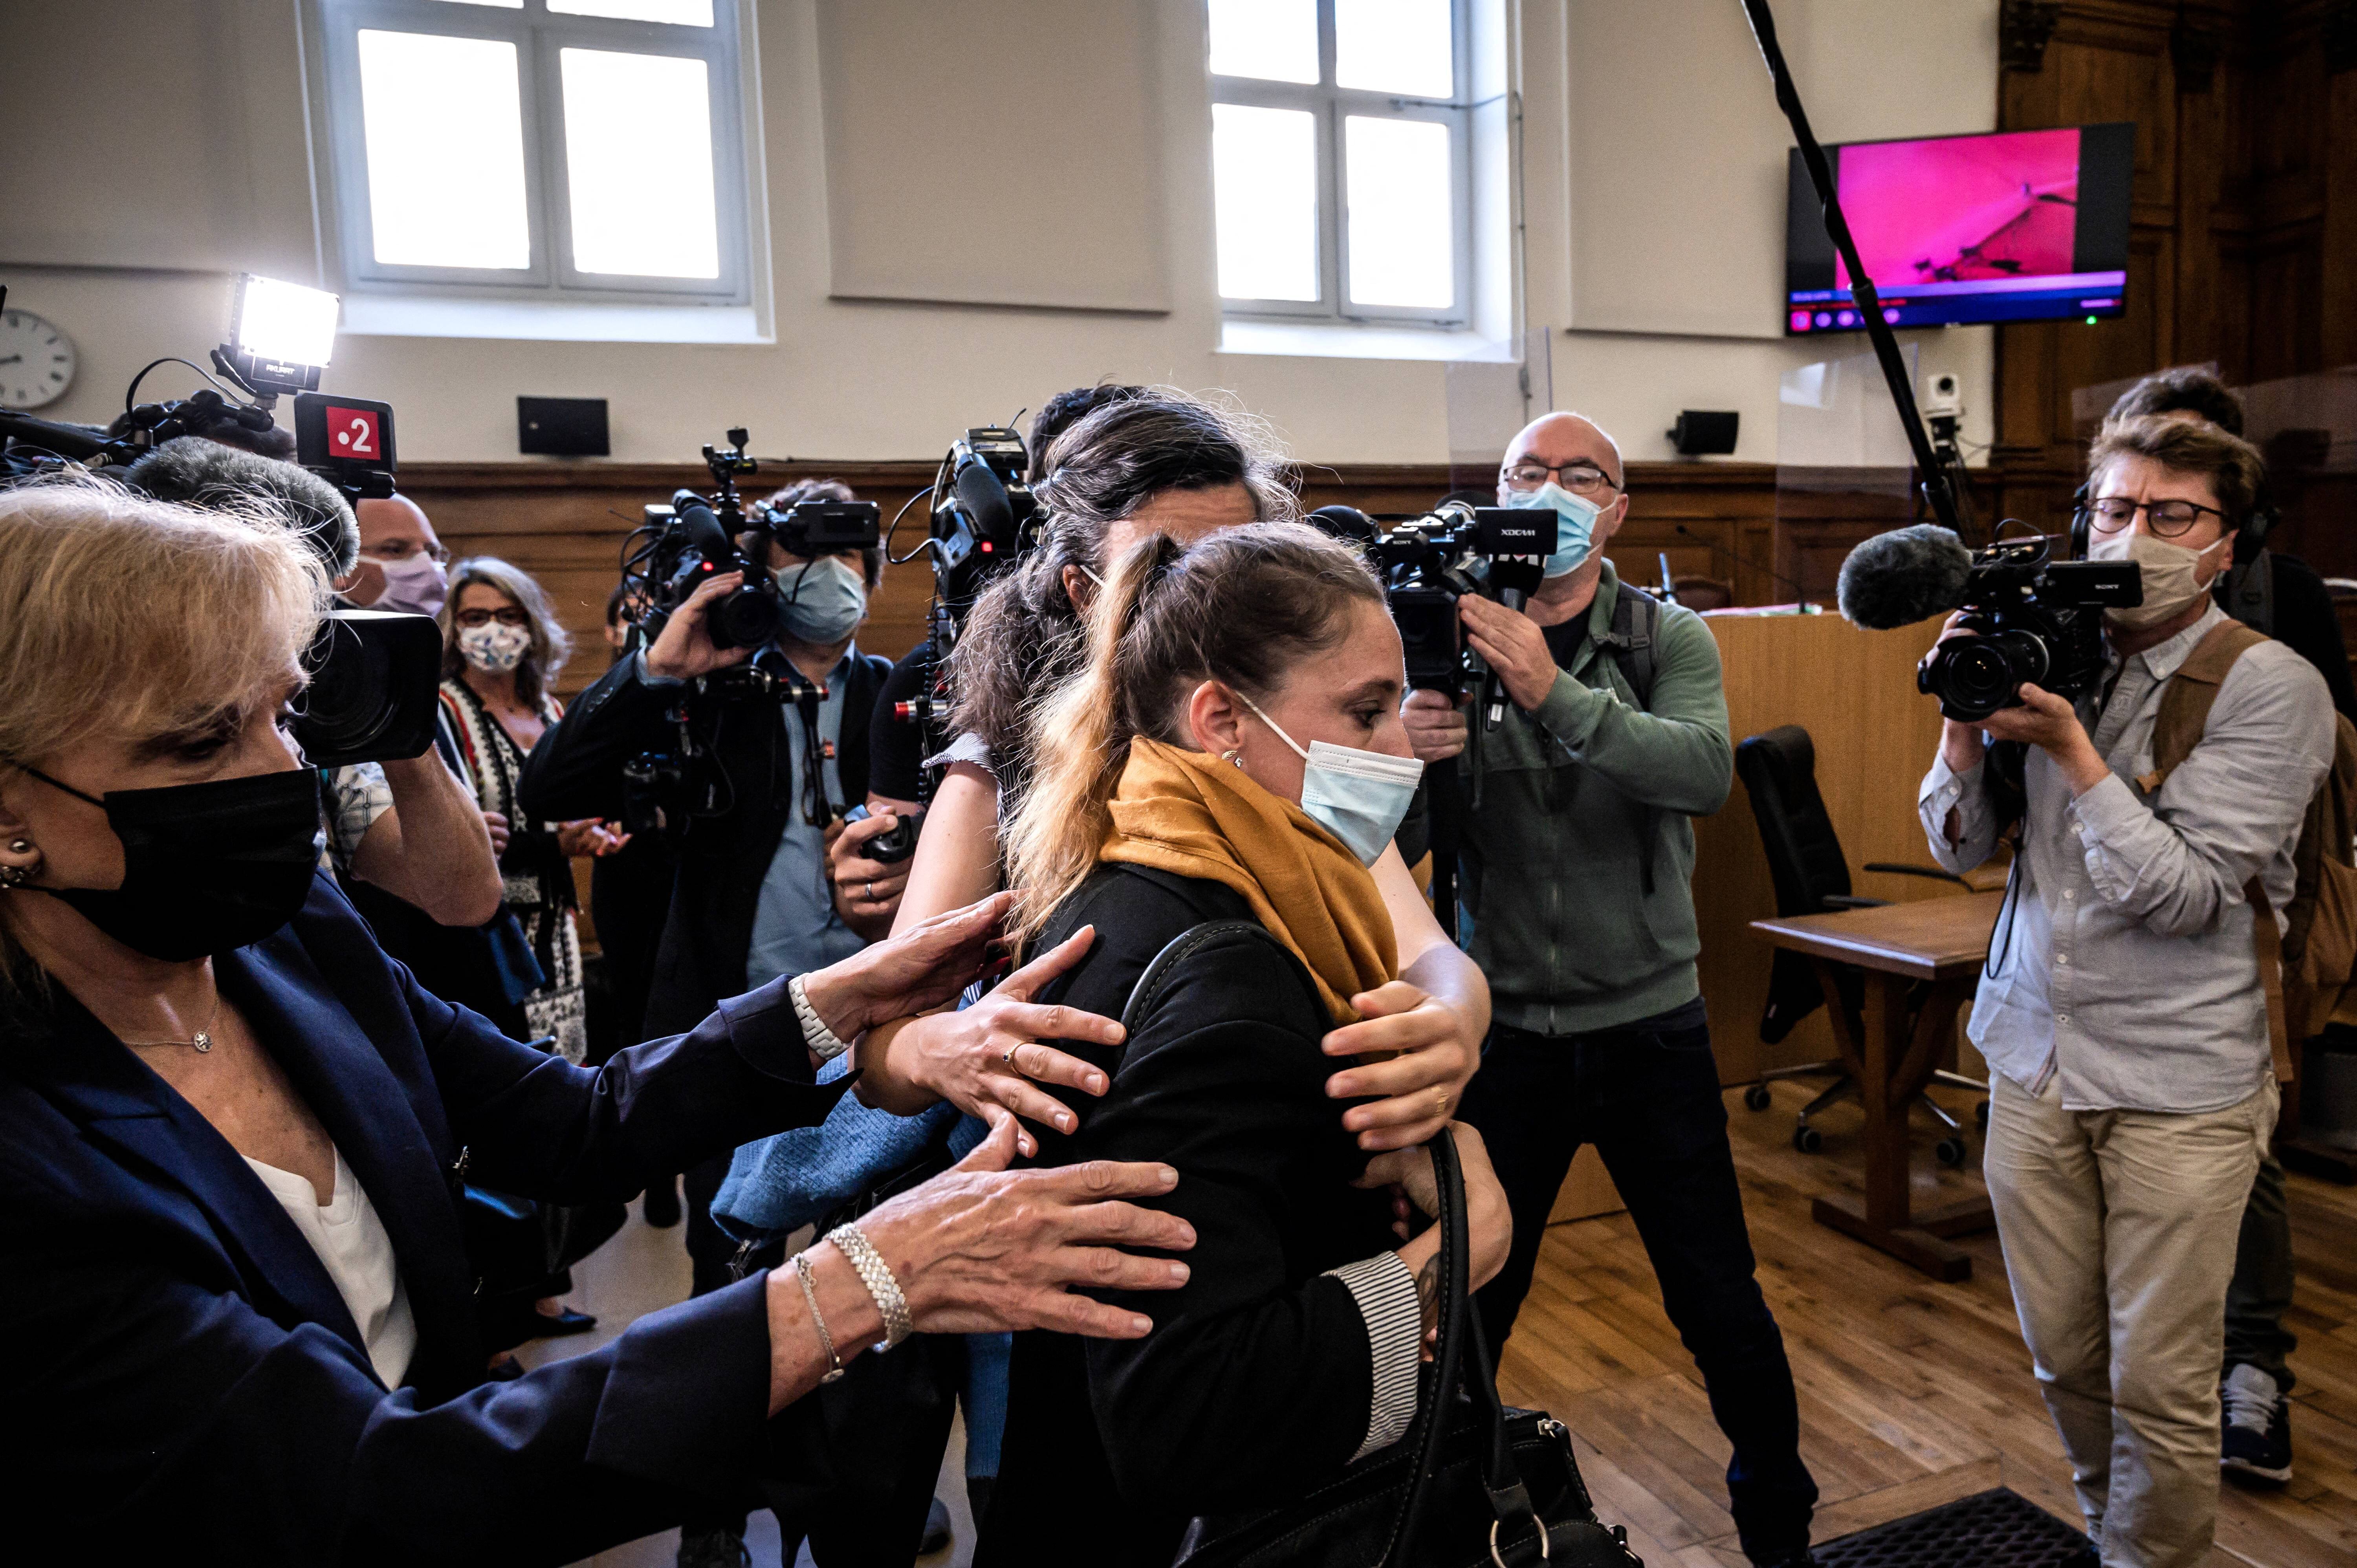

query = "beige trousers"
[[1983, 1068, 2276, 1568]]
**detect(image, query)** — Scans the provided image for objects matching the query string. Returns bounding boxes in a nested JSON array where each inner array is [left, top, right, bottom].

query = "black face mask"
[[15, 766, 321, 962]]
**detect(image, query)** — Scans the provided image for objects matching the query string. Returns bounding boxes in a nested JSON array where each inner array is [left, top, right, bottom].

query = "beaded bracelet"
[[827, 1222, 913, 1348]]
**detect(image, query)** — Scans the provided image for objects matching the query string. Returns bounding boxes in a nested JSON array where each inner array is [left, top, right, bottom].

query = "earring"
[[7, 839, 27, 854], [1221, 749, 1242, 768], [0, 864, 29, 889]]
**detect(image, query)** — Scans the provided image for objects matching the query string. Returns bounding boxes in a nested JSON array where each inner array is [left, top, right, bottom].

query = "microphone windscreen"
[[1836, 524, 1974, 629], [126, 436, 358, 577], [953, 455, 1014, 544]]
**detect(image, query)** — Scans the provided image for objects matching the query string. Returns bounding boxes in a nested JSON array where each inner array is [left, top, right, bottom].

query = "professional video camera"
[[1838, 524, 2141, 722], [624, 427, 885, 654], [920, 425, 1039, 655], [1311, 500, 1548, 710]]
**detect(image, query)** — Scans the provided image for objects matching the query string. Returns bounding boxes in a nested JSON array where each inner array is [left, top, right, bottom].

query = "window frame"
[[313, 0, 752, 307], [1210, 0, 1475, 329]]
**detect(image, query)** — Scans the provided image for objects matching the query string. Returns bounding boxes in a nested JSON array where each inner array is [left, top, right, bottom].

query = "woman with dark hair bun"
[[972, 521, 1513, 1565], [846, 391, 1486, 1174]]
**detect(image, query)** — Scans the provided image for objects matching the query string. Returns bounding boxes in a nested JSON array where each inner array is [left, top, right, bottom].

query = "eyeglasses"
[[362, 539, 451, 564], [1500, 461, 1622, 498], [2078, 496, 2228, 539], [453, 606, 530, 628]]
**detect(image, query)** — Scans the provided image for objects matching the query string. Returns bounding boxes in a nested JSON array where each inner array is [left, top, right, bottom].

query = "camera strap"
[[1597, 588, 1664, 895]]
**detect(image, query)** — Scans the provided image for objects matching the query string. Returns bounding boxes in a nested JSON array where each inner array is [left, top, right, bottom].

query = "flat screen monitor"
[[1784, 123, 2134, 335]]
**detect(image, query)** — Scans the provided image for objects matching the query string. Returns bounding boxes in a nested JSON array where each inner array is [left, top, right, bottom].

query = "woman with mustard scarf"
[[972, 523, 1514, 1566]]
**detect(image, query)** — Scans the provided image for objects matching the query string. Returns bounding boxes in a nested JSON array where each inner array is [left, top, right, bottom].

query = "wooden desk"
[[1750, 891, 2005, 1282]]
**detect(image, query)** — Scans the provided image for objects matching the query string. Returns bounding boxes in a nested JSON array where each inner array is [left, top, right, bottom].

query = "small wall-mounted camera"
[[1921, 371, 1964, 420]]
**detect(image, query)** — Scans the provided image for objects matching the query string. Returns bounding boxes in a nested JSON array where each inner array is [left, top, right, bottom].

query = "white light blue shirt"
[[1917, 604, 2332, 1113]]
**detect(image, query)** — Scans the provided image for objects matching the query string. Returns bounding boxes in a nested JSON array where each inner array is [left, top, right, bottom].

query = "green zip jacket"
[[1455, 562, 1732, 1036]]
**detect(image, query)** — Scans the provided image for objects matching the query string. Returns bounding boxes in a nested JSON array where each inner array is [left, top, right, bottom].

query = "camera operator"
[[1404, 411, 1820, 1568], [1918, 414, 2333, 1568], [2102, 369, 2346, 1490], [521, 475, 891, 1289]]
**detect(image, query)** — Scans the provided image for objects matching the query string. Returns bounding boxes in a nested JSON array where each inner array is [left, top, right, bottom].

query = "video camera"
[[1312, 500, 1548, 713], [1837, 524, 2141, 722], [625, 427, 884, 655], [922, 426, 1038, 655]]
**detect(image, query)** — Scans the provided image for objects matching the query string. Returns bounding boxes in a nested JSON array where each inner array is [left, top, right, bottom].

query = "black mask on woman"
[[13, 766, 322, 961]]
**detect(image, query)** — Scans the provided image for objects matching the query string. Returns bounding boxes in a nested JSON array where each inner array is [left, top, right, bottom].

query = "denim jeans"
[[2223, 1151, 2297, 1390], [1460, 1004, 1817, 1564]]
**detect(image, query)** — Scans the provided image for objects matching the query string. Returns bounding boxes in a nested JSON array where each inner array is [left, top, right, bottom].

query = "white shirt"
[[243, 1145, 418, 1389]]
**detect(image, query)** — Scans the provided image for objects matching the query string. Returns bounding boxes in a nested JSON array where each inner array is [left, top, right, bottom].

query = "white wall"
[[0, 0, 2001, 469]]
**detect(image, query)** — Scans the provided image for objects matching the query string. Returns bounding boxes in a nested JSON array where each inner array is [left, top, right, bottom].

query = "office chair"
[[1734, 724, 1987, 1164], [1671, 574, 1735, 611]]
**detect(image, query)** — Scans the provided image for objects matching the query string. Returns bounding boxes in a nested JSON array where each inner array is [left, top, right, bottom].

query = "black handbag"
[[1170, 1121, 1642, 1568]]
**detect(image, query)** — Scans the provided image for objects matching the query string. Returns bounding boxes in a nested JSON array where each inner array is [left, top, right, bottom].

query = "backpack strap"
[[2135, 619, 2296, 1081], [2135, 619, 2269, 795], [1120, 919, 1327, 1039], [1599, 586, 1666, 894]]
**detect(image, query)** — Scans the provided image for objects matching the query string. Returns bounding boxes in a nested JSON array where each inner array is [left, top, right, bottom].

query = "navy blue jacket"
[[0, 874, 850, 1564]]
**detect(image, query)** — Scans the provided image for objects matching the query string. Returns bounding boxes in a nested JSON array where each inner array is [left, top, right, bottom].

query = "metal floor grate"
[[1813, 1487, 2091, 1568]]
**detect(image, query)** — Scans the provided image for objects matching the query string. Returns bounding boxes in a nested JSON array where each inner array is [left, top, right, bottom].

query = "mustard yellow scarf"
[[1100, 739, 1397, 1022]]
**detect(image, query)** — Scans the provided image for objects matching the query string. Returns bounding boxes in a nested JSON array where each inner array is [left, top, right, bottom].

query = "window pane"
[[1207, 0, 1318, 84], [428, 1, 523, 9], [560, 49, 722, 278], [1213, 104, 1320, 301], [1335, 0, 1455, 98], [356, 31, 531, 269], [1345, 115, 1453, 308], [549, 0, 714, 23]]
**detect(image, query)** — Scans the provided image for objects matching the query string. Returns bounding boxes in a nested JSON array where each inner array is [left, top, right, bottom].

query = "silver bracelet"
[[827, 1222, 913, 1348], [788, 974, 852, 1062], [792, 1251, 847, 1384]]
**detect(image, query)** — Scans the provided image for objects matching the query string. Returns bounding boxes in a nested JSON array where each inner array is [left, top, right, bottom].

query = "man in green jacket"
[[1405, 412, 1819, 1568]]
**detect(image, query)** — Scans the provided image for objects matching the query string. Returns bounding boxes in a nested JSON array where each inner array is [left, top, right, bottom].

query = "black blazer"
[[0, 873, 850, 1565], [517, 646, 889, 1036], [976, 865, 1399, 1568]]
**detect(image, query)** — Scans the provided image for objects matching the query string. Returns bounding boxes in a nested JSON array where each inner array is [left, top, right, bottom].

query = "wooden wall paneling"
[[1691, 613, 1956, 1089]]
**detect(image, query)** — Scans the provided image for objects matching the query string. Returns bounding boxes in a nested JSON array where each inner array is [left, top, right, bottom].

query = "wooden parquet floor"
[[1494, 1081, 2357, 1568]]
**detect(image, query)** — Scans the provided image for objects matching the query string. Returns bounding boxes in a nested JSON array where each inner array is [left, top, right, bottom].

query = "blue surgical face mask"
[[1504, 482, 1605, 579], [1235, 692, 1424, 867], [775, 554, 868, 643]]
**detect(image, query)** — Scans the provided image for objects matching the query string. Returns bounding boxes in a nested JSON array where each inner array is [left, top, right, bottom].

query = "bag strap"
[[2135, 619, 2267, 795], [2131, 621, 2294, 1082], [1385, 1126, 1468, 1565], [2247, 876, 2296, 1084], [1600, 587, 1666, 895]]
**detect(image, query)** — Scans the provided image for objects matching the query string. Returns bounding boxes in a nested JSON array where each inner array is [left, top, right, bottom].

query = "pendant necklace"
[[121, 988, 224, 1053]]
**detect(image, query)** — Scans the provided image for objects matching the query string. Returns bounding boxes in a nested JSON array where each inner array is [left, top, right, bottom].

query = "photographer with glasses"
[[1402, 411, 1821, 1568], [1917, 415, 2333, 1568]]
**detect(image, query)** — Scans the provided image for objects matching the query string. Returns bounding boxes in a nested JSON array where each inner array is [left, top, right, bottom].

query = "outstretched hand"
[[862, 1116, 1197, 1338], [800, 892, 1012, 1043], [871, 924, 1125, 1157]]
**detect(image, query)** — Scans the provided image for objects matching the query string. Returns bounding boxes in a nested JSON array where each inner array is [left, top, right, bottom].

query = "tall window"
[[315, 0, 750, 303], [1209, 0, 1473, 327]]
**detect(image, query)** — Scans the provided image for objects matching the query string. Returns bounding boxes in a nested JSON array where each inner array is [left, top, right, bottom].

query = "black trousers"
[[1460, 1005, 1818, 1565]]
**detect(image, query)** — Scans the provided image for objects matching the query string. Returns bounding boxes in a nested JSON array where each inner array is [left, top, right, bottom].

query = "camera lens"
[[1930, 629, 2050, 722]]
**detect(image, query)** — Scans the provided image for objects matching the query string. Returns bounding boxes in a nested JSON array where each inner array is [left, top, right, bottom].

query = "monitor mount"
[[1738, 0, 1979, 545]]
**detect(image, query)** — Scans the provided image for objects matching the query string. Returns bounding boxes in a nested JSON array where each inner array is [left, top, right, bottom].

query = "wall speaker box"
[[1668, 410, 1740, 456], [519, 396, 610, 457]]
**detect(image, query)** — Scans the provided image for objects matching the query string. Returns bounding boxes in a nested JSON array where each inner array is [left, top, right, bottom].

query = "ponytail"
[[1004, 532, 1184, 948], [1002, 521, 1382, 951]]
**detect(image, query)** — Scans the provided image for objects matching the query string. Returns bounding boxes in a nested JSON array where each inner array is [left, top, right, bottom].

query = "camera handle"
[[1735, 0, 1971, 544], [1479, 585, 1529, 732]]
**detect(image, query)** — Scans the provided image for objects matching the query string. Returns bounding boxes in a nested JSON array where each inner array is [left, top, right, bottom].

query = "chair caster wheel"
[[1936, 1136, 1967, 1168], [1743, 1084, 1772, 1112], [1975, 1099, 1990, 1129], [1792, 1125, 1823, 1154]]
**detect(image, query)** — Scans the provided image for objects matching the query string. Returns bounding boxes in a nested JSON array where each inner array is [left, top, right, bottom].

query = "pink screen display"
[[1834, 128, 2082, 291]]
